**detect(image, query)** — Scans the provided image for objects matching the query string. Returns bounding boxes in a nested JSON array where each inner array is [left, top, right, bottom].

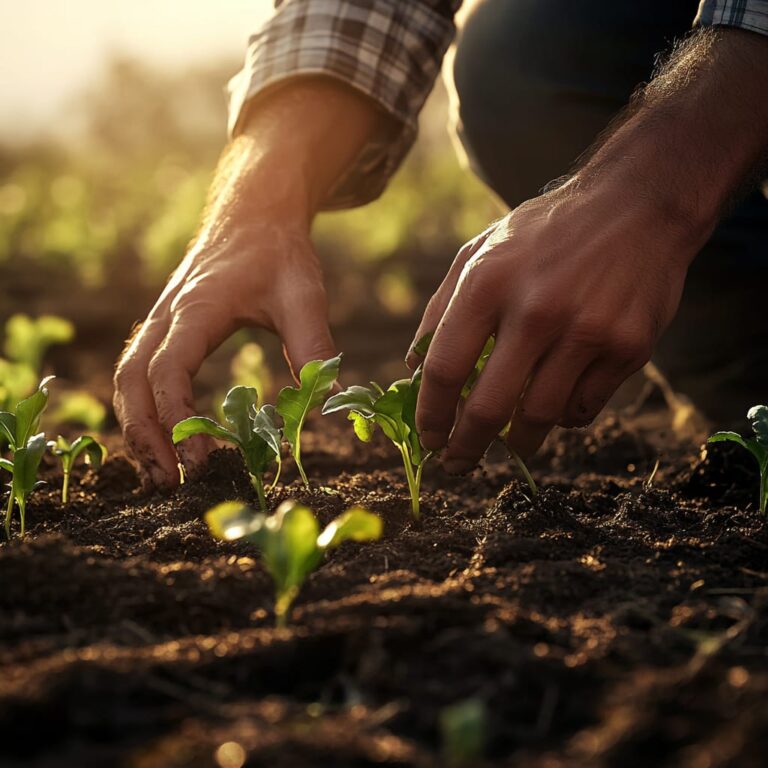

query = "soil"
[[1, 411, 767, 768]]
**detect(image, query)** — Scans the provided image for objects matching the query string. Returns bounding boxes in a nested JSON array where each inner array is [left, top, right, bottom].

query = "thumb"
[[275, 286, 337, 381]]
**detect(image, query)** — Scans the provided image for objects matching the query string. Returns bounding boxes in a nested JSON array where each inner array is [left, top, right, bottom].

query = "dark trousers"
[[451, 0, 768, 426]]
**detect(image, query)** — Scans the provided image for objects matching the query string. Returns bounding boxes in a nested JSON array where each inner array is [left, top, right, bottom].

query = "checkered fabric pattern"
[[227, 0, 459, 209], [696, 0, 768, 35], [228, 0, 768, 210]]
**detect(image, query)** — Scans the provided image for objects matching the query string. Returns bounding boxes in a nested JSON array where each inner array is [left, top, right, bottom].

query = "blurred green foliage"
[[0, 57, 498, 294], [0, 315, 106, 432]]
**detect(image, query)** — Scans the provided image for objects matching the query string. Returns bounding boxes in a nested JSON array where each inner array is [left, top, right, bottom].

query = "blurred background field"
[[0, 1, 500, 426]]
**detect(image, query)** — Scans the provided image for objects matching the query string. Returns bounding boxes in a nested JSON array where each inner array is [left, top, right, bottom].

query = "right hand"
[[114, 80, 382, 490], [113, 215, 336, 490]]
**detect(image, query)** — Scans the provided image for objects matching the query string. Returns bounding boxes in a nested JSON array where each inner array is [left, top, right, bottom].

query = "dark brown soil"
[[1, 412, 767, 768]]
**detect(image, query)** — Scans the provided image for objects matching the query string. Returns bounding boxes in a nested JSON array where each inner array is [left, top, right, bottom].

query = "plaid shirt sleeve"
[[695, 0, 768, 34], [227, 0, 460, 210]]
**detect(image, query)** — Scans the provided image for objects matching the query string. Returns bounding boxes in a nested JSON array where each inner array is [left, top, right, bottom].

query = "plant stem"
[[18, 498, 25, 537], [5, 492, 13, 539], [399, 444, 421, 520], [275, 588, 297, 628], [268, 459, 282, 493], [62, 469, 71, 504], [294, 443, 309, 489], [511, 449, 538, 497], [760, 466, 767, 515], [251, 473, 267, 513]]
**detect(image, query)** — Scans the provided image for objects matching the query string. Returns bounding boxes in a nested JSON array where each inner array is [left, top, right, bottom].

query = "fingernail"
[[443, 458, 474, 476], [421, 430, 448, 451], [405, 350, 421, 370]]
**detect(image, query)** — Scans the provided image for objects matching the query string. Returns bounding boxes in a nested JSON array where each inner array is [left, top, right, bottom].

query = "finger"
[[441, 328, 541, 472], [148, 303, 232, 476], [504, 346, 594, 458], [114, 317, 182, 489], [274, 284, 337, 380], [406, 227, 495, 369], [561, 358, 637, 428], [416, 266, 500, 451]]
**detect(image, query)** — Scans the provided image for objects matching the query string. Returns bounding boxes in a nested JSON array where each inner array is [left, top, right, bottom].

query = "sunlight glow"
[[0, 1, 272, 140]]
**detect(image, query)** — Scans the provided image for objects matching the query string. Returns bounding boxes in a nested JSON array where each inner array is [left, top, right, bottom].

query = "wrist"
[[236, 78, 384, 214], [572, 28, 768, 262]]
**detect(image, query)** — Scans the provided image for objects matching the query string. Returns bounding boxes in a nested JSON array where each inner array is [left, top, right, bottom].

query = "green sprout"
[[0, 314, 73, 414], [206, 499, 382, 627], [323, 368, 428, 519], [172, 386, 281, 512], [47, 435, 107, 503], [439, 698, 488, 767], [412, 332, 537, 498], [3, 314, 74, 374], [709, 405, 768, 514], [277, 355, 341, 488], [0, 376, 54, 537]]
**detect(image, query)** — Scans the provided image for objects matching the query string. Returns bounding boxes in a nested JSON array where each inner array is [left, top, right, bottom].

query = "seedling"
[[277, 355, 341, 487], [48, 435, 107, 503], [412, 332, 537, 497], [0, 376, 54, 537], [172, 386, 281, 511], [439, 698, 488, 767], [323, 368, 428, 519], [206, 499, 382, 626], [4, 314, 74, 373], [709, 405, 768, 514]]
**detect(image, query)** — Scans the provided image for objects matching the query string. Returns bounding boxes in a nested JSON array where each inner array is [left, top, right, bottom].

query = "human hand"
[[408, 182, 699, 473], [113, 80, 381, 489]]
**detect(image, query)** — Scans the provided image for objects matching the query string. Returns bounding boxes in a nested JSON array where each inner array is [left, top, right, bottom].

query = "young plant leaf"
[[0, 458, 13, 473], [0, 412, 16, 446], [349, 412, 375, 442], [205, 500, 267, 540], [252, 404, 282, 457], [222, 386, 260, 445], [172, 416, 238, 445], [323, 369, 428, 519], [748, 405, 768, 448], [173, 386, 282, 512], [277, 355, 341, 487], [709, 405, 768, 515], [48, 434, 108, 503], [6, 432, 47, 537], [411, 331, 434, 359], [205, 499, 381, 626], [316, 507, 383, 549], [14, 376, 54, 448]]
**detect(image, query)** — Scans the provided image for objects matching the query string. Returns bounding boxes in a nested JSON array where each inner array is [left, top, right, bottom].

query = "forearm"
[[203, 79, 387, 235], [573, 28, 768, 256]]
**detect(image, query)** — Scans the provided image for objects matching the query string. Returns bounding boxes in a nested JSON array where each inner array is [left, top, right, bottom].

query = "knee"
[[451, 0, 625, 207]]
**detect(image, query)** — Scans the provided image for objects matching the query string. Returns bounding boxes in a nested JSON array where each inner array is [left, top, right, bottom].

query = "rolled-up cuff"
[[695, 0, 768, 35], [227, 0, 456, 210]]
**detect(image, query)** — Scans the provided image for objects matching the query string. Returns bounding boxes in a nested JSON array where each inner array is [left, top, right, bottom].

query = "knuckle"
[[570, 316, 606, 346], [423, 357, 464, 390], [147, 350, 173, 386], [113, 361, 139, 391], [605, 331, 653, 367], [518, 398, 559, 427], [519, 301, 565, 337], [457, 259, 494, 307], [463, 397, 508, 432]]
